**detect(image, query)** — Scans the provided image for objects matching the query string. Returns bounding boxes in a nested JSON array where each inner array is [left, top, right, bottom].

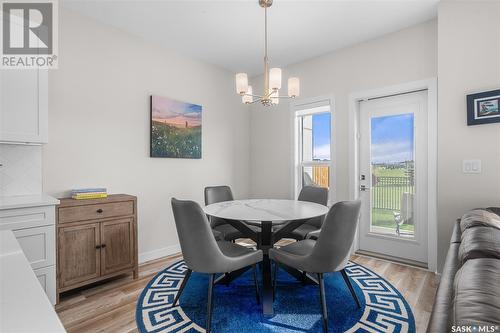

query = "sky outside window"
[[371, 114, 414, 164], [312, 113, 331, 161]]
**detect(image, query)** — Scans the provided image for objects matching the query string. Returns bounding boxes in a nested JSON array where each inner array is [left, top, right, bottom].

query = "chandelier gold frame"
[[235, 0, 300, 107]]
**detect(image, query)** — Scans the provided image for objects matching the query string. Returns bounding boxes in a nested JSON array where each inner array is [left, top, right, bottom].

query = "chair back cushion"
[[204, 186, 235, 227], [204, 186, 234, 205], [298, 186, 329, 228], [171, 198, 224, 272], [298, 186, 328, 205], [312, 200, 361, 271]]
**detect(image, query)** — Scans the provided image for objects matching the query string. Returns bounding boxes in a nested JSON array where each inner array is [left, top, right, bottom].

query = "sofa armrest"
[[427, 243, 460, 333], [450, 220, 462, 243]]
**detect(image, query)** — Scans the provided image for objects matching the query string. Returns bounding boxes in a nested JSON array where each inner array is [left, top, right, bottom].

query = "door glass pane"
[[301, 113, 331, 162], [370, 114, 415, 238], [302, 166, 330, 188]]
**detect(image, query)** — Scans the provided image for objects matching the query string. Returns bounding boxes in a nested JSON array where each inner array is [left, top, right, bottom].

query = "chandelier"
[[235, 0, 300, 106]]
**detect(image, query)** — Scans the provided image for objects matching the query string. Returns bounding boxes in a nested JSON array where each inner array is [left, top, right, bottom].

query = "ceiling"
[[62, 0, 439, 75]]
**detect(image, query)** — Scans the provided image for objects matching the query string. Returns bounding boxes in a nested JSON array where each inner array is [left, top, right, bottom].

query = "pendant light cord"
[[265, 6, 268, 60], [264, 6, 269, 96]]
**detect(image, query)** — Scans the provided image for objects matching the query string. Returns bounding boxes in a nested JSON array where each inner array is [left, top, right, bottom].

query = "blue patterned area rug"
[[136, 260, 415, 333]]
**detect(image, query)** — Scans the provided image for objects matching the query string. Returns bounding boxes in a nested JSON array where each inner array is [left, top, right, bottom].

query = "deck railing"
[[372, 176, 414, 211], [312, 165, 330, 188], [307, 168, 414, 211]]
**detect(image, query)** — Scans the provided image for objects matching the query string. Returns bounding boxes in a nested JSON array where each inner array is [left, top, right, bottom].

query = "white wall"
[[43, 9, 250, 261], [436, 1, 500, 269], [249, 20, 437, 203]]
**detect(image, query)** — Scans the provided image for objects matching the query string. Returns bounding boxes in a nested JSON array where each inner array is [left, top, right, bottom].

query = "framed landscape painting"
[[467, 89, 500, 126], [150, 95, 202, 158]]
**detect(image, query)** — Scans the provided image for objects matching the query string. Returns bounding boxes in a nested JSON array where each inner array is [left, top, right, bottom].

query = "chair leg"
[[301, 270, 308, 286], [341, 269, 361, 308], [272, 261, 278, 301], [206, 274, 215, 333], [172, 268, 192, 307], [318, 273, 328, 333], [253, 264, 260, 304]]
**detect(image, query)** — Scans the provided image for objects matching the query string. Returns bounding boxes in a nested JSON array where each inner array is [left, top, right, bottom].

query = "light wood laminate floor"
[[55, 252, 438, 333]]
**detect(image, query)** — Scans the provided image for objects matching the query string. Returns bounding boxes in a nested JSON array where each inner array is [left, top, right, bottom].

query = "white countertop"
[[0, 230, 66, 333], [204, 199, 329, 222], [0, 194, 59, 210], [0, 229, 23, 256]]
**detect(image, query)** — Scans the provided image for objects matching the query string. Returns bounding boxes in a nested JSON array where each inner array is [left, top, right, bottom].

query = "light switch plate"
[[463, 160, 481, 174]]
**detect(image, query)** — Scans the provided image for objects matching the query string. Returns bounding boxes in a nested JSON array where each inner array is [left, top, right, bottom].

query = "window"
[[294, 99, 333, 199]]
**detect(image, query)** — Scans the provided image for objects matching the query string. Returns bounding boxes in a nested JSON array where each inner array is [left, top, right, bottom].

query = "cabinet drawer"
[[34, 265, 56, 305], [0, 206, 55, 230], [58, 201, 134, 223], [13, 225, 55, 270]]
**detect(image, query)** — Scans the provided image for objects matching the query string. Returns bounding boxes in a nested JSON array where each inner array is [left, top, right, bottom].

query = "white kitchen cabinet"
[[0, 69, 48, 144], [0, 194, 59, 305], [34, 265, 57, 305], [13, 225, 55, 270], [0, 204, 55, 230]]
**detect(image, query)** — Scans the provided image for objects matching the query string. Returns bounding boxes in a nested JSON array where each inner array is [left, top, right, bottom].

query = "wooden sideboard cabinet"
[[56, 194, 138, 302]]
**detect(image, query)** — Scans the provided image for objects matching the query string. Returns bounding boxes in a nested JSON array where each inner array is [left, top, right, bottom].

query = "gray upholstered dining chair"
[[270, 200, 362, 333], [204, 186, 260, 241], [274, 186, 329, 240], [171, 198, 263, 333]]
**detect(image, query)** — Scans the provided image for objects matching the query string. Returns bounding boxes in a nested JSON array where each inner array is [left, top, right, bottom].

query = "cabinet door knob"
[[95, 245, 101, 249], [96, 209, 103, 213], [101, 244, 106, 248]]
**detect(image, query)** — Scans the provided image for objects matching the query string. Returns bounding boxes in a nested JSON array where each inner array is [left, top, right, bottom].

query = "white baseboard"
[[139, 244, 181, 264]]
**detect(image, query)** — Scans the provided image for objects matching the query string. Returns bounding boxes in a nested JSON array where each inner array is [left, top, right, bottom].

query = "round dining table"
[[204, 199, 329, 316]]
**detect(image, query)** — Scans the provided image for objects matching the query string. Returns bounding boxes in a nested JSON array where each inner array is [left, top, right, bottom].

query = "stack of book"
[[72, 188, 108, 200]]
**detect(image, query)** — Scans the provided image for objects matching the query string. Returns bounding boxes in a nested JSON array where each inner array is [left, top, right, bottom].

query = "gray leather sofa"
[[427, 207, 500, 332]]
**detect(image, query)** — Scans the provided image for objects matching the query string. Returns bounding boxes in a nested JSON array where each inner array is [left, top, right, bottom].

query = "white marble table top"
[[204, 199, 329, 223]]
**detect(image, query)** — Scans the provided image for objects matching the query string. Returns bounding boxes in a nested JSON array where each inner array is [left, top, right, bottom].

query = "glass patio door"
[[358, 91, 428, 265]]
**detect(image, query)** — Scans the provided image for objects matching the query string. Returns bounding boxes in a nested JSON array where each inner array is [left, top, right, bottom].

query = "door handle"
[[359, 185, 370, 191], [95, 245, 101, 249], [96, 209, 103, 213]]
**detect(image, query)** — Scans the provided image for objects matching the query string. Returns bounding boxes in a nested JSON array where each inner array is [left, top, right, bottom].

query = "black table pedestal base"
[[213, 218, 320, 317], [259, 221, 274, 316]]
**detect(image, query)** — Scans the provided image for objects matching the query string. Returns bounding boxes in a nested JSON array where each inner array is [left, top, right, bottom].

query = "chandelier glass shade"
[[235, 0, 300, 106]]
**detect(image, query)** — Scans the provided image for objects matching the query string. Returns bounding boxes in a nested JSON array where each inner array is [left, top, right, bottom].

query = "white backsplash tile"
[[0, 144, 42, 196]]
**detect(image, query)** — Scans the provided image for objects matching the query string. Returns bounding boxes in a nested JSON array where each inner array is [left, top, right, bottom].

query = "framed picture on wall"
[[150, 95, 202, 158], [467, 89, 500, 126]]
